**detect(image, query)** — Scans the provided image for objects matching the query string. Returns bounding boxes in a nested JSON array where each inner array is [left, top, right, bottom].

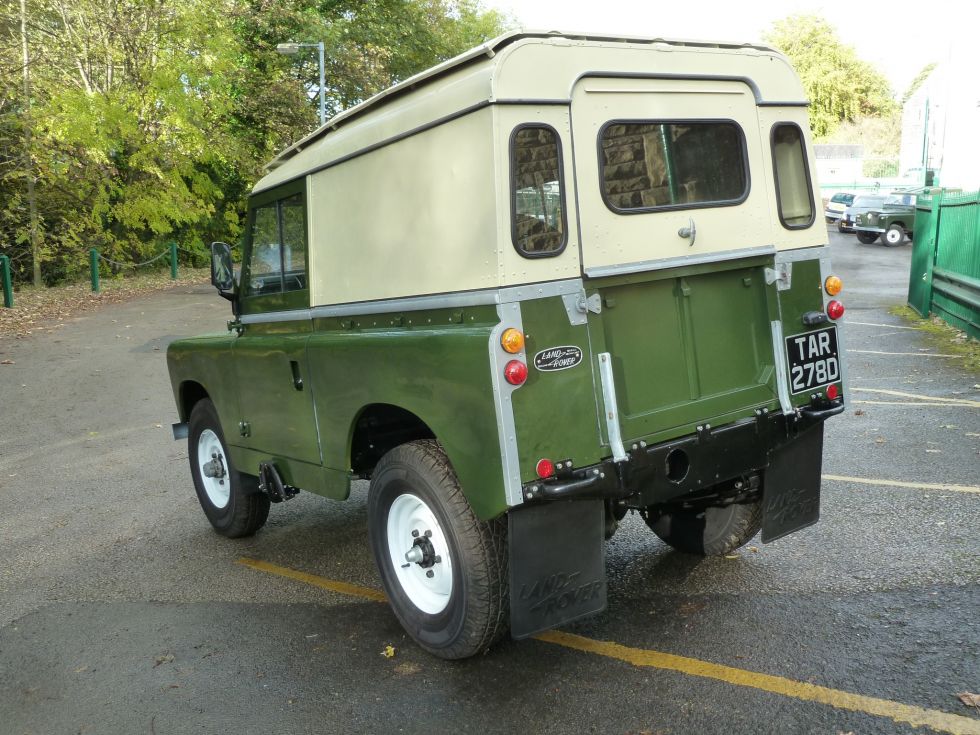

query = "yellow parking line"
[[822, 475, 980, 494], [537, 630, 980, 735], [239, 557, 980, 735], [237, 557, 387, 602], [851, 388, 980, 408]]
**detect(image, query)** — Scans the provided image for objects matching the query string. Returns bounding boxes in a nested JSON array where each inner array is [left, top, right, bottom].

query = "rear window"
[[598, 120, 748, 213], [831, 193, 855, 204], [510, 125, 567, 257], [771, 123, 815, 229]]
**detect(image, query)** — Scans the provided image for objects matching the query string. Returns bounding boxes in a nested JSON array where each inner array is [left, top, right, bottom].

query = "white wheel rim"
[[197, 429, 230, 508], [386, 493, 453, 614], [887, 229, 901, 244]]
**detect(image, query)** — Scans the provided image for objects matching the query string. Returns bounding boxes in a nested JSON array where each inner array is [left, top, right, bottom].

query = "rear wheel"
[[188, 399, 269, 537], [641, 500, 762, 556], [883, 224, 905, 246], [368, 440, 508, 659], [856, 231, 879, 244]]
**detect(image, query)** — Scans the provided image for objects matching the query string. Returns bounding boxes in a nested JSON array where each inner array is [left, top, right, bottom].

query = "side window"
[[599, 121, 748, 212], [279, 193, 307, 292], [245, 193, 308, 297], [771, 123, 815, 229], [247, 204, 283, 296], [510, 125, 567, 257]]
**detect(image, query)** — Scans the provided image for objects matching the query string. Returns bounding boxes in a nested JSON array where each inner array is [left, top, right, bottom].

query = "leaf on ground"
[[153, 653, 174, 667], [853, 409, 865, 416], [380, 645, 396, 658], [957, 691, 980, 708], [724, 554, 739, 560], [0, 359, 13, 364], [874, 437, 886, 444]]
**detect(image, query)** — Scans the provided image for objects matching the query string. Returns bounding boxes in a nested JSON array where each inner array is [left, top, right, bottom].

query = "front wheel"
[[188, 399, 269, 537], [882, 224, 905, 246], [641, 500, 762, 556], [368, 440, 508, 659], [856, 231, 879, 244]]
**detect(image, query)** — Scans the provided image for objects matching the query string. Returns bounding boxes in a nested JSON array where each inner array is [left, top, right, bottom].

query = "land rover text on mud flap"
[[167, 31, 848, 659]]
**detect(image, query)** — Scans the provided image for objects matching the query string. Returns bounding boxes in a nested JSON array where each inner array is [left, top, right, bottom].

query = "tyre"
[[368, 440, 508, 659], [856, 231, 879, 244], [641, 500, 762, 556], [188, 398, 269, 538], [882, 224, 904, 246]]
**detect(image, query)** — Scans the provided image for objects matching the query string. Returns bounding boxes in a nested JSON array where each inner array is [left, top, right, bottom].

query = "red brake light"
[[827, 300, 845, 320], [535, 458, 555, 478], [504, 360, 528, 386], [826, 384, 839, 400]]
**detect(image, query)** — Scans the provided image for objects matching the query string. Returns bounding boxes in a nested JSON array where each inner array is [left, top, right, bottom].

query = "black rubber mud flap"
[[761, 423, 824, 543], [508, 498, 606, 639]]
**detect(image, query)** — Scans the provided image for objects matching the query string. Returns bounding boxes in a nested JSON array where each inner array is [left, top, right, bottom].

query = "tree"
[[763, 14, 896, 137], [0, 0, 509, 285], [903, 62, 936, 104]]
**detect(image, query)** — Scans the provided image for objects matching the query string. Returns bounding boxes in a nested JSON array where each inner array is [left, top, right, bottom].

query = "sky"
[[483, 0, 964, 98]]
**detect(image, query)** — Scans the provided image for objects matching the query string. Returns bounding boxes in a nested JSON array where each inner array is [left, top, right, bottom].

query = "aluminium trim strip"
[[774, 245, 829, 263], [819, 256, 850, 410], [489, 302, 527, 506], [597, 352, 628, 463], [584, 245, 776, 279], [769, 320, 794, 415], [239, 279, 587, 325]]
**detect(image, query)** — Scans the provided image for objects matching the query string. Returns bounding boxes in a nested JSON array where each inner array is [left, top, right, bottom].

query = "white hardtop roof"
[[262, 29, 781, 173]]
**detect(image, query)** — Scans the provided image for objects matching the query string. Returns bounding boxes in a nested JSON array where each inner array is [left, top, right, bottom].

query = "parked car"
[[824, 191, 856, 223], [166, 30, 847, 659], [854, 192, 917, 245], [838, 194, 887, 232]]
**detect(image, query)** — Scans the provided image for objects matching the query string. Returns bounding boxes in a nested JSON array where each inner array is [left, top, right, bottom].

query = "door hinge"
[[765, 262, 793, 291]]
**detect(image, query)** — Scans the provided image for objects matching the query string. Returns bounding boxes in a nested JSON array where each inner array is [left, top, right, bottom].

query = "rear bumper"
[[522, 398, 843, 506]]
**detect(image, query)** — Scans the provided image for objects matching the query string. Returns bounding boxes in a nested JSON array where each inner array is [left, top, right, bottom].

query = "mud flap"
[[761, 423, 824, 543], [508, 498, 606, 639]]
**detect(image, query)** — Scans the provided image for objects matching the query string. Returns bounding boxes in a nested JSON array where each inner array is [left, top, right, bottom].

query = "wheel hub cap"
[[197, 429, 231, 509], [387, 494, 452, 614]]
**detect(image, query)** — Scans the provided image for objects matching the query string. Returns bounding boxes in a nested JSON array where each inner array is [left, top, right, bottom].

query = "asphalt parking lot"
[[1, 228, 977, 735]]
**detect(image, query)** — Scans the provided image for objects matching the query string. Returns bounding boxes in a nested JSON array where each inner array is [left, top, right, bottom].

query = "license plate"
[[785, 326, 841, 394]]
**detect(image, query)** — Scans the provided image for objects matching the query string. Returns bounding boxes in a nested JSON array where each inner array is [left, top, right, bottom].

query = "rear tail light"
[[826, 384, 840, 400], [826, 299, 845, 320], [824, 275, 842, 296], [535, 458, 555, 478], [504, 360, 528, 385]]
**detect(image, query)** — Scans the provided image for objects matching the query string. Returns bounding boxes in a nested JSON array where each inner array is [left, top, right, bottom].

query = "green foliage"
[[0, 0, 508, 285], [818, 110, 902, 157], [903, 62, 936, 104], [763, 14, 896, 138]]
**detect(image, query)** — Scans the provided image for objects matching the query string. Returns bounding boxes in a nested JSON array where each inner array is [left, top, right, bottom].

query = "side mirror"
[[210, 241, 234, 292]]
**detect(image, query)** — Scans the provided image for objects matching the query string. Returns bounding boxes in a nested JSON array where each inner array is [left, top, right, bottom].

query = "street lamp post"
[[276, 41, 326, 127]]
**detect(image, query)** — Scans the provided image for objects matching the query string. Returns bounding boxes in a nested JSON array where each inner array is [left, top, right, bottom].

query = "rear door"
[[570, 77, 779, 443], [571, 76, 771, 273]]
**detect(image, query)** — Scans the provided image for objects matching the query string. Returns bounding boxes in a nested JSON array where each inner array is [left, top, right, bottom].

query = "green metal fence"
[[908, 189, 980, 339]]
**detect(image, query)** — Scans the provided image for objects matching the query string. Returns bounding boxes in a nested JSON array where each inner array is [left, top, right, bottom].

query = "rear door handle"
[[289, 360, 303, 390], [678, 218, 696, 247]]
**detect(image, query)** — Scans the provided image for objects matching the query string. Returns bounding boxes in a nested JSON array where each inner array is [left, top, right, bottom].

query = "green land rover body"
[[854, 193, 917, 245], [167, 31, 848, 659]]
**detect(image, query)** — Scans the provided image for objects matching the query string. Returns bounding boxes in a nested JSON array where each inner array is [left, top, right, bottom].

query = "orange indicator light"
[[501, 328, 525, 354]]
